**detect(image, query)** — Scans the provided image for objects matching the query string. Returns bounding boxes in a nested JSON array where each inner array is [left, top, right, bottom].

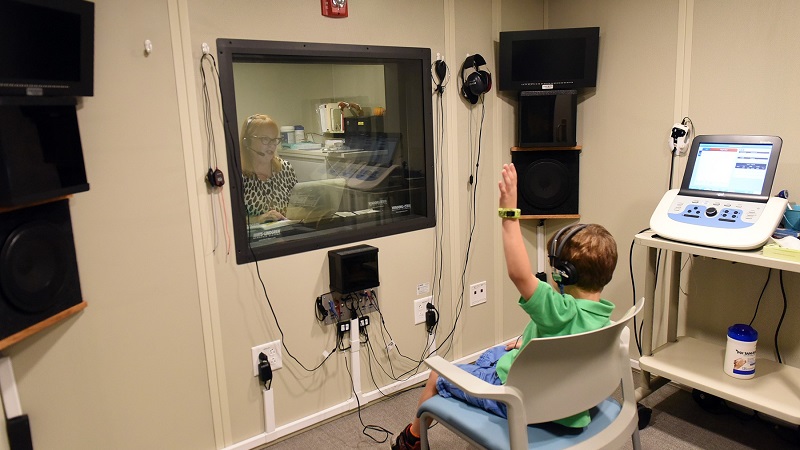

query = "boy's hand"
[[504, 338, 522, 351], [498, 163, 518, 209]]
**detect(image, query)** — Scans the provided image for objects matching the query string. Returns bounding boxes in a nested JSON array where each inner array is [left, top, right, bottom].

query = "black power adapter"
[[425, 302, 438, 334], [258, 353, 272, 389]]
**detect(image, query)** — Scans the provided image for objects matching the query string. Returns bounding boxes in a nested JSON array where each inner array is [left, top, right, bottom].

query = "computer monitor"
[[679, 135, 782, 203], [650, 134, 786, 250]]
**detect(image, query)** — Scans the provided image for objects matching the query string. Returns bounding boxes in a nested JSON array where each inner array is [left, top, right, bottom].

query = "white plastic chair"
[[417, 302, 643, 450]]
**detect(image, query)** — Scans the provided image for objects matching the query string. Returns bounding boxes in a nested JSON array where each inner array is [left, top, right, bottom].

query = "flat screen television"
[[499, 27, 599, 92], [0, 0, 95, 97]]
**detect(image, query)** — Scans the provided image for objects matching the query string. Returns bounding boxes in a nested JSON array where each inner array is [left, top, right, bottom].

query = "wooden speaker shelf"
[[511, 146, 582, 152], [520, 214, 580, 220], [0, 301, 87, 351]]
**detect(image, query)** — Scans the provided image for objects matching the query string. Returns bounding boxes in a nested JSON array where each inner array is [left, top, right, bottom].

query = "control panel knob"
[[705, 207, 718, 217]]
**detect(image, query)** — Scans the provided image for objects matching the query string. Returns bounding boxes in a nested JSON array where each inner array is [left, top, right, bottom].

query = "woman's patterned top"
[[241, 159, 298, 216]]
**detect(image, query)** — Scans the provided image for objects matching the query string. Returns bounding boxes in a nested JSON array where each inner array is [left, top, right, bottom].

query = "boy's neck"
[[563, 285, 602, 301]]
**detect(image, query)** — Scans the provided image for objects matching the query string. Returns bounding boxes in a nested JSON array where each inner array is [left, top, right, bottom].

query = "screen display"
[[679, 135, 782, 202], [687, 142, 772, 195], [511, 38, 587, 82], [499, 27, 599, 91]]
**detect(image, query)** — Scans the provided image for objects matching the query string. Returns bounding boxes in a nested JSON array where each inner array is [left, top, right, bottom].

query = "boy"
[[391, 163, 618, 450]]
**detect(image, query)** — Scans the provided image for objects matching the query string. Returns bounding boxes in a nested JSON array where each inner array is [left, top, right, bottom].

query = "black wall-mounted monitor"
[[499, 27, 599, 92], [0, 0, 95, 97]]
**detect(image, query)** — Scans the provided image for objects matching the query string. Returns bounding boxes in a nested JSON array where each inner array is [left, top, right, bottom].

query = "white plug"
[[668, 123, 691, 155], [201, 43, 210, 55]]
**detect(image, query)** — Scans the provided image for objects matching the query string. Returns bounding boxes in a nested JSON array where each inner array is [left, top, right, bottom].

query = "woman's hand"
[[254, 210, 286, 223]]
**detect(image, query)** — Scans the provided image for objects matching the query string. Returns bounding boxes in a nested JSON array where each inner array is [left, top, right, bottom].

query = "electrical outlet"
[[358, 316, 370, 332], [414, 297, 431, 324], [251, 340, 282, 376], [470, 281, 487, 306], [337, 321, 351, 341]]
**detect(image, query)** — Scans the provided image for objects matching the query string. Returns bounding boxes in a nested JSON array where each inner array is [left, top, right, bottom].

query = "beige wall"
[[3, 1, 800, 449]]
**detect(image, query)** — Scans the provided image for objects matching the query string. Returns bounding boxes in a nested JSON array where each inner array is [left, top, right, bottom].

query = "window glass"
[[216, 40, 435, 262]]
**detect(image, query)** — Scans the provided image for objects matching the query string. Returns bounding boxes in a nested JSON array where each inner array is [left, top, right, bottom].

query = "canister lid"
[[280, 126, 295, 132], [728, 323, 758, 342]]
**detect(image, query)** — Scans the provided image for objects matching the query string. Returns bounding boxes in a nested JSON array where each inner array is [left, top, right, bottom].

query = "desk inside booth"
[[263, 133, 421, 245], [246, 170, 424, 246]]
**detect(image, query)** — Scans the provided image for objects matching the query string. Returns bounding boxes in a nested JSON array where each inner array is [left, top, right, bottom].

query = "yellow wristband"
[[498, 208, 521, 219]]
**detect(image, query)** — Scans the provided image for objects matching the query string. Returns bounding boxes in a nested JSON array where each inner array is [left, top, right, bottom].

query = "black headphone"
[[241, 114, 268, 156], [549, 224, 588, 288], [432, 59, 449, 95], [460, 54, 492, 104]]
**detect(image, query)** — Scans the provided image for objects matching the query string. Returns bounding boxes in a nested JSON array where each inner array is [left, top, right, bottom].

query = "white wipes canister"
[[280, 125, 295, 145], [724, 324, 757, 379]]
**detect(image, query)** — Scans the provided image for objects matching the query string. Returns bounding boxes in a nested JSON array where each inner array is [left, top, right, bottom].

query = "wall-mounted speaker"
[[518, 90, 577, 147], [512, 149, 580, 216], [0, 97, 90, 208], [0, 199, 83, 347]]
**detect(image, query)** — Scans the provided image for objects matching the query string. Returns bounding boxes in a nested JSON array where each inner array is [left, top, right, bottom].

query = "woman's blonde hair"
[[239, 114, 283, 174]]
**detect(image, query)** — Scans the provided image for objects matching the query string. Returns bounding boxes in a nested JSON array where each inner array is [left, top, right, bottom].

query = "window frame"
[[216, 38, 436, 263]]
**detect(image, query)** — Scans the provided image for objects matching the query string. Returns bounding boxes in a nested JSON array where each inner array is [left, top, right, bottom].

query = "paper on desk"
[[770, 236, 800, 250]]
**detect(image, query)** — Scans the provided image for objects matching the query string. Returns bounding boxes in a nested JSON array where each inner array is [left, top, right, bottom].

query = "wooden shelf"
[[0, 301, 87, 350], [519, 214, 580, 220], [511, 146, 582, 152], [0, 195, 72, 214]]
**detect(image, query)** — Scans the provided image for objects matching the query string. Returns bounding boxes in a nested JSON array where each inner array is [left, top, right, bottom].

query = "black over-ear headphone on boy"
[[549, 224, 588, 288], [460, 54, 492, 105]]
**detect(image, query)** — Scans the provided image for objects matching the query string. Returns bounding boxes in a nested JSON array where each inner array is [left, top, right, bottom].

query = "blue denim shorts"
[[435, 345, 508, 418]]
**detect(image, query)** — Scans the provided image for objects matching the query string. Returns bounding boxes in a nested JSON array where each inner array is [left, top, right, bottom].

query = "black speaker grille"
[[1, 221, 69, 313], [512, 150, 580, 216], [0, 200, 82, 342], [521, 160, 571, 209]]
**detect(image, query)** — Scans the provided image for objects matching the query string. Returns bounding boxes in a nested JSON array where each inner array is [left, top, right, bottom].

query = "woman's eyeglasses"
[[251, 136, 282, 146]]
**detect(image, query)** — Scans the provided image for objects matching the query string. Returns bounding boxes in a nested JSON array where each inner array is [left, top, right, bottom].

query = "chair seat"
[[418, 395, 622, 450]]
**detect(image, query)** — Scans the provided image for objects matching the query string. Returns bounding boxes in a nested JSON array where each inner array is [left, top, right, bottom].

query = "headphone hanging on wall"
[[432, 58, 450, 95], [548, 223, 588, 289], [460, 54, 492, 104]]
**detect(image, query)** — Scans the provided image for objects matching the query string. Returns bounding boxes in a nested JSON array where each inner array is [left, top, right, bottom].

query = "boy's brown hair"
[[548, 224, 617, 292]]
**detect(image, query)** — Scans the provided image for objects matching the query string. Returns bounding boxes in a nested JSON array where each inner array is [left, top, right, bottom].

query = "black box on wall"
[[328, 244, 379, 294], [518, 90, 577, 147], [0, 97, 89, 207]]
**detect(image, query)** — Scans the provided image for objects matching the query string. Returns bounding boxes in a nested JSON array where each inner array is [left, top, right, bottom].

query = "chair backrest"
[[504, 301, 643, 425]]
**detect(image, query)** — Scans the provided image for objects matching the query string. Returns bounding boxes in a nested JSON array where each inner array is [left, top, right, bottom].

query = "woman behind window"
[[239, 114, 298, 223]]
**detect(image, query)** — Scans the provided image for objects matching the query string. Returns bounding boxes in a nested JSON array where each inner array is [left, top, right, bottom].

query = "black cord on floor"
[[344, 356, 393, 443]]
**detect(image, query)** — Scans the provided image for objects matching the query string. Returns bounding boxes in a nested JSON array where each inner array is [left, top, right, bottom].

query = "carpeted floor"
[[261, 372, 799, 449]]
